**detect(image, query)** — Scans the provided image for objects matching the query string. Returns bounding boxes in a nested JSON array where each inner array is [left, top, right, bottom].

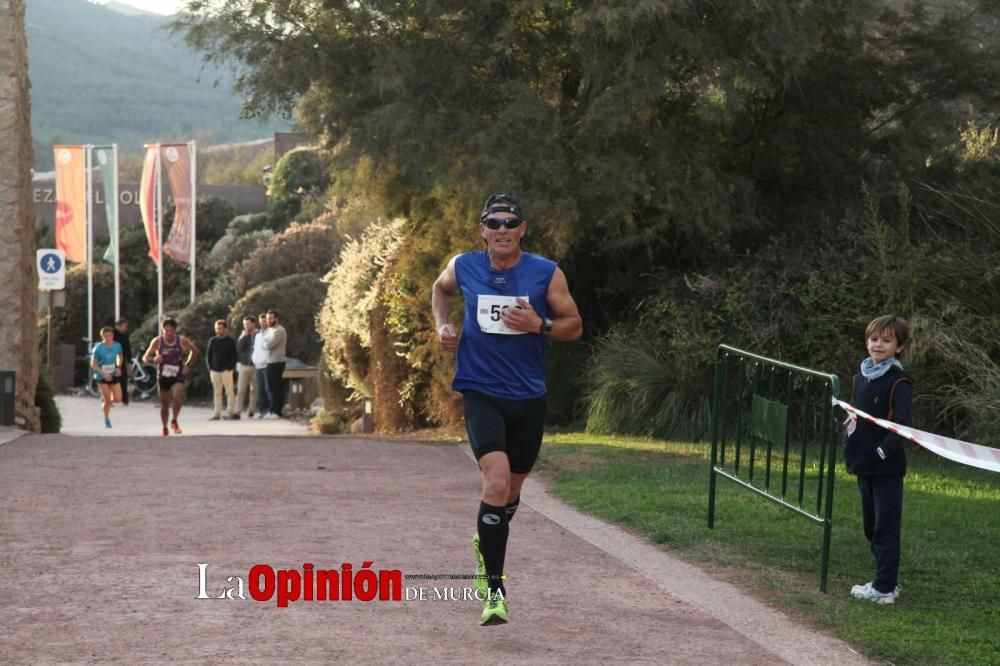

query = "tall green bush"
[[267, 147, 330, 225], [585, 332, 712, 441], [316, 217, 404, 399]]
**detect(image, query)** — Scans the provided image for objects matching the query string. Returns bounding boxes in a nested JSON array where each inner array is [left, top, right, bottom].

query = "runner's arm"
[[182, 337, 199, 368], [432, 256, 460, 351], [544, 268, 583, 342], [142, 338, 159, 364], [432, 256, 459, 327]]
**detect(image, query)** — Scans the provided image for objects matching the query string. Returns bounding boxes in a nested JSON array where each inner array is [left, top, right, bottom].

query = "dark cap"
[[480, 192, 523, 220]]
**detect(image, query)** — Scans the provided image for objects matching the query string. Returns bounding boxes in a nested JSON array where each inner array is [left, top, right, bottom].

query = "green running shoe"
[[472, 533, 488, 597], [480, 595, 508, 626]]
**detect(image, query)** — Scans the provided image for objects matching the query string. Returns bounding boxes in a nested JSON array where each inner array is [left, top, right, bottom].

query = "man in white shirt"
[[262, 309, 288, 418], [251, 312, 271, 419]]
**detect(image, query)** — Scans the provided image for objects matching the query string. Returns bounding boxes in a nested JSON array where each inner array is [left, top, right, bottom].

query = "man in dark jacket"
[[235, 315, 258, 418], [206, 320, 238, 420], [113, 319, 133, 405]]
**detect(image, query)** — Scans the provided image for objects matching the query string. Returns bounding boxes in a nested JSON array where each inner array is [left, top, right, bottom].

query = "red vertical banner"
[[139, 146, 159, 263], [53, 145, 87, 262], [162, 144, 193, 264]]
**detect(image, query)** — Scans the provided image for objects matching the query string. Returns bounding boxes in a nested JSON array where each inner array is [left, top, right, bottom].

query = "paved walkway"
[[0, 398, 870, 664], [53, 395, 312, 438]]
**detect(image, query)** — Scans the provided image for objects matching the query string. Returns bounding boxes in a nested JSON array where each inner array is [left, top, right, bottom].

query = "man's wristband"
[[539, 317, 554, 335]]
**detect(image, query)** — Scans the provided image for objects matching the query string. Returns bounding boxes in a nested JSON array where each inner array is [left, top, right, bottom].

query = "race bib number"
[[161, 364, 180, 378], [477, 295, 528, 335], [101, 364, 117, 374]]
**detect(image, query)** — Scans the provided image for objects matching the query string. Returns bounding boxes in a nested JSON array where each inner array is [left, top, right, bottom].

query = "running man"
[[90, 326, 123, 428], [432, 193, 583, 626], [143, 318, 199, 436]]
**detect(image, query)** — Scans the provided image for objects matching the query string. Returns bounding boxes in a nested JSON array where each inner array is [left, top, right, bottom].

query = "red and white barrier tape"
[[832, 398, 1000, 474]]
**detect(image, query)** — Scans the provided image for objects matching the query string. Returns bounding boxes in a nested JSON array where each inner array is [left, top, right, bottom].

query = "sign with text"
[[37, 249, 65, 290]]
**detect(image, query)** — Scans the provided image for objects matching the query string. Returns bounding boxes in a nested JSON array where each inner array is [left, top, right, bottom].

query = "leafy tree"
[[266, 147, 330, 224], [176, 1, 1000, 433], [176, 1, 1000, 297]]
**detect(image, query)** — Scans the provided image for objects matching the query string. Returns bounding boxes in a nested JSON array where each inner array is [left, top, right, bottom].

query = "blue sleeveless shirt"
[[453, 250, 557, 399]]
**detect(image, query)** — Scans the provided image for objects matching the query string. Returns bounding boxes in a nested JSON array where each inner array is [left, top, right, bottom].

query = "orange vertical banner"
[[162, 144, 193, 264], [53, 145, 87, 262], [139, 146, 160, 263]]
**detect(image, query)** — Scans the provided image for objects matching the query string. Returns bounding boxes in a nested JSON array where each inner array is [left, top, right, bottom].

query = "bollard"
[[362, 397, 374, 433], [0, 370, 15, 426]]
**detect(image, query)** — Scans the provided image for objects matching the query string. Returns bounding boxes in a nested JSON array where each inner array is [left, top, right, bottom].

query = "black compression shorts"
[[158, 377, 185, 392], [462, 390, 547, 474]]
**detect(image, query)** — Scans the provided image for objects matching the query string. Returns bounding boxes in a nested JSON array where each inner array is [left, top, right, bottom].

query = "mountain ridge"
[[101, 1, 162, 17], [27, 0, 288, 170]]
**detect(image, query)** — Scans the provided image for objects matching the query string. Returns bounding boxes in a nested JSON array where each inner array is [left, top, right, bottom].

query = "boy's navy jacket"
[[843, 365, 913, 477]]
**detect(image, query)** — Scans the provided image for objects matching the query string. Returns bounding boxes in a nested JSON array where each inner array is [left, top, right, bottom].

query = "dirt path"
[[0, 429, 869, 665]]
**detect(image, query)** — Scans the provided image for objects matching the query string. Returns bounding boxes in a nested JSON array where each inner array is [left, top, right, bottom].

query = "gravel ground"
[[0, 398, 870, 665]]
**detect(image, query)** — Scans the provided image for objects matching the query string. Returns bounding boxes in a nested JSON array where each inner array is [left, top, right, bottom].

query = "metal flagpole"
[[85, 144, 94, 352], [112, 144, 120, 321], [156, 144, 163, 325], [189, 140, 196, 304]]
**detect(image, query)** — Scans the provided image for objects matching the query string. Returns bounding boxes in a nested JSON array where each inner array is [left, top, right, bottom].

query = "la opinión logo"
[[196, 562, 403, 607]]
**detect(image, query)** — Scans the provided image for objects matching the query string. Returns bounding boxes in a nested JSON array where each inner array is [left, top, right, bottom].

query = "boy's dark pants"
[[857, 475, 903, 593]]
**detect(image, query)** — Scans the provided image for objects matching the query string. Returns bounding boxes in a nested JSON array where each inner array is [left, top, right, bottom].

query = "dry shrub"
[[233, 221, 343, 299]]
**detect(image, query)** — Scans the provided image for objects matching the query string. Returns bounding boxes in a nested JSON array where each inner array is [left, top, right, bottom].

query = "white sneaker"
[[263, 413, 279, 420], [850, 581, 899, 604]]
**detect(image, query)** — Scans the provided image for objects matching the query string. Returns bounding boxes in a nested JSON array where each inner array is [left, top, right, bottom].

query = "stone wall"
[[0, 0, 40, 430]]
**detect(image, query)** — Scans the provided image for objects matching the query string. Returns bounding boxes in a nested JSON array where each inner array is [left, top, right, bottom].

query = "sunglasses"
[[482, 217, 524, 230]]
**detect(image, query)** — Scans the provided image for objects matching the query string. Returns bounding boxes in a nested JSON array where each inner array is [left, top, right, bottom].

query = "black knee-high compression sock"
[[477, 501, 509, 596], [505, 496, 520, 522]]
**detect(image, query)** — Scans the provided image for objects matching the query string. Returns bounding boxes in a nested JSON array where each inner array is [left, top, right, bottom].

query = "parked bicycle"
[[83, 342, 157, 399]]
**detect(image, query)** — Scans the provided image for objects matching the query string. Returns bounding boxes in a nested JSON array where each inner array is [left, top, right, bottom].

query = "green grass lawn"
[[534, 432, 1000, 665]]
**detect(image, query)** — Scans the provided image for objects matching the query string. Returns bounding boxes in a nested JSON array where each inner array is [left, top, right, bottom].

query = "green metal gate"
[[707, 344, 841, 591]]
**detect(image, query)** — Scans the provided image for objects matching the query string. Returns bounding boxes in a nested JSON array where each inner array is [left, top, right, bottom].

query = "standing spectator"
[[206, 320, 238, 420], [844, 315, 912, 604], [113, 318, 133, 405], [252, 312, 271, 419], [262, 309, 287, 419], [235, 315, 258, 418]]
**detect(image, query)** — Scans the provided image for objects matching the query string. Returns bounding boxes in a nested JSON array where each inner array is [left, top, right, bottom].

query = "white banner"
[[833, 398, 1000, 473]]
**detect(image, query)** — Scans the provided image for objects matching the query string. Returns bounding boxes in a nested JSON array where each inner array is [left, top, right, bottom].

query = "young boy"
[[843, 315, 913, 604]]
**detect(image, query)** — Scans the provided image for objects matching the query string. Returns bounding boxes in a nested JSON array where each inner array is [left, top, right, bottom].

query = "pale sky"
[[93, 0, 187, 15]]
